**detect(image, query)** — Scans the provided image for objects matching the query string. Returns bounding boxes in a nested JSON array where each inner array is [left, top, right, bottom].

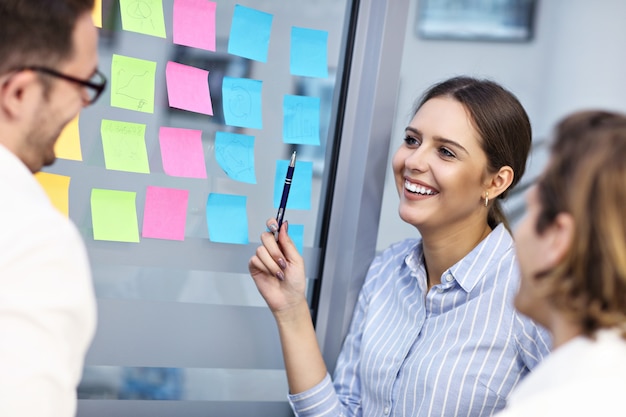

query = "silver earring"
[[484, 192, 489, 208]]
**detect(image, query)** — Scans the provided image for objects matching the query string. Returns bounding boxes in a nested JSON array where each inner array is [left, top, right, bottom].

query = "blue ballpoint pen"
[[276, 151, 296, 231]]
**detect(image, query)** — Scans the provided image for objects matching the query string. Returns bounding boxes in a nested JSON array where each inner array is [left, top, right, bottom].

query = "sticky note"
[[165, 61, 213, 115], [35, 172, 71, 217], [159, 127, 207, 178], [273, 159, 313, 210], [111, 54, 156, 113], [92, 0, 102, 28], [91, 188, 140, 243], [142, 186, 189, 241], [206, 193, 248, 244], [222, 77, 263, 129], [283, 95, 321, 145], [173, 0, 216, 51], [54, 115, 82, 161], [288, 224, 304, 255], [228, 5, 273, 63], [290, 27, 329, 78], [101, 119, 150, 174], [119, 0, 166, 38], [215, 131, 256, 184]]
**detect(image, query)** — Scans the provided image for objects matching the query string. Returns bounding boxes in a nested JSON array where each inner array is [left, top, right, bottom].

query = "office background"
[[37, 0, 626, 416]]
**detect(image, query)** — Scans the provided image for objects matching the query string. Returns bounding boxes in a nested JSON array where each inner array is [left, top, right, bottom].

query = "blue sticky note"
[[273, 160, 312, 210], [283, 95, 320, 145], [222, 77, 263, 129], [206, 193, 248, 244], [228, 5, 273, 63], [288, 224, 304, 255], [290, 27, 328, 78], [215, 131, 256, 184]]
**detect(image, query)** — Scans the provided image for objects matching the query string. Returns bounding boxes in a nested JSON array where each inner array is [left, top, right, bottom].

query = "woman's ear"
[[485, 165, 514, 199], [542, 212, 575, 268]]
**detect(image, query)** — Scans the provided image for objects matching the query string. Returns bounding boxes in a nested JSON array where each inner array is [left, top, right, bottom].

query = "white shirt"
[[496, 329, 626, 417], [0, 144, 97, 417]]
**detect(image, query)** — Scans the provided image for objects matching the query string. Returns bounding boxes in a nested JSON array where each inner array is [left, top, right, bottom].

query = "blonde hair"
[[536, 111, 626, 338]]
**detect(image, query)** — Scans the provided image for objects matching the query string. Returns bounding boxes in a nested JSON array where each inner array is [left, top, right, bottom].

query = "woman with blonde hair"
[[501, 110, 626, 416]]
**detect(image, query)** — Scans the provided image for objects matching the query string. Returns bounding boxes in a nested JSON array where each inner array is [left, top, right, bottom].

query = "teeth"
[[405, 180, 435, 195]]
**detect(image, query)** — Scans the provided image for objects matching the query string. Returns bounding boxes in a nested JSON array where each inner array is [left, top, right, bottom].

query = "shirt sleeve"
[[288, 252, 384, 417], [513, 311, 552, 370], [0, 214, 97, 417]]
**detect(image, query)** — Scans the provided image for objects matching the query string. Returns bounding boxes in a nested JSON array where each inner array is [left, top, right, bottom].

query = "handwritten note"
[[165, 61, 213, 115], [35, 172, 71, 217], [119, 0, 166, 38], [290, 27, 329, 78], [111, 54, 156, 113], [101, 119, 150, 174], [273, 159, 313, 210], [91, 188, 140, 243], [206, 193, 248, 244], [173, 0, 216, 51], [54, 115, 82, 161], [222, 77, 263, 129], [159, 127, 207, 178], [142, 186, 189, 241], [283, 95, 320, 145], [215, 131, 256, 184], [228, 5, 273, 63]]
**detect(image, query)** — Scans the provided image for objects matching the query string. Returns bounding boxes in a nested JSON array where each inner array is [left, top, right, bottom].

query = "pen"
[[276, 151, 296, 231]]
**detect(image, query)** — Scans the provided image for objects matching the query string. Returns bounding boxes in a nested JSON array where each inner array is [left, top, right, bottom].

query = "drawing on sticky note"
[[227, 84, 252, 118], [215, 131, 256, 184], [285, 102, 314, 141], [283, 95, 320, 145], [222, 77, 262, 129], [111, 54, 156, 113], [119, 0, 166, 38], [115, 69, 150, 111]]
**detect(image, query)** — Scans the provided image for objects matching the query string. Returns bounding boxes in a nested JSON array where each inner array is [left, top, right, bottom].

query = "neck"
[[421, 220, 493, 289], [545, 312, 583, 350]]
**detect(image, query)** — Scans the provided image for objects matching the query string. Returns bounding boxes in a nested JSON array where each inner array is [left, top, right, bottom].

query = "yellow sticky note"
[[54, 115, 82, 161], [92, 0, 102, 28], [35, 172, 71, 217]]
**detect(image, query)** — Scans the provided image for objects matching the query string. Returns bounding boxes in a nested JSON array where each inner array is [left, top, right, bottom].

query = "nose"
[[404, 145, 429, 172]]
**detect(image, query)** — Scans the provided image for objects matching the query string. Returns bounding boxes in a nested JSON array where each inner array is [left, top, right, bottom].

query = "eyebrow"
[[405, 126, 470, 156]]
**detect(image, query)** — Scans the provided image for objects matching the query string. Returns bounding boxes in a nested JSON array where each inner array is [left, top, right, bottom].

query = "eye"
[[404, 135, 421, 147], [439, 147, 456, 158]]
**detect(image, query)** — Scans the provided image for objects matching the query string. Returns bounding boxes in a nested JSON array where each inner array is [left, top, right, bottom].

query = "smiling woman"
[[249, 75, 551, 417]]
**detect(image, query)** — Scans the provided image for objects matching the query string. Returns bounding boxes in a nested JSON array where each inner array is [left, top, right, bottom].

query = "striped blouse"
[[289, 224, 551, 417]]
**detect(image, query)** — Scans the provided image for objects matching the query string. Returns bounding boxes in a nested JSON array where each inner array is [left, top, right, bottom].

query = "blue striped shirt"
[[289, 224, 551, 417]]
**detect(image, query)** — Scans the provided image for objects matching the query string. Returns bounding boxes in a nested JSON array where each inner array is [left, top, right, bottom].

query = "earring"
[[484, 192, 489, 208]]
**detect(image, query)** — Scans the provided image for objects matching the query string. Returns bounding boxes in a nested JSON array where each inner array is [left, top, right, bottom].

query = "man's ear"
[[0, 71, 40, 120], [485, 165, 514, 199]]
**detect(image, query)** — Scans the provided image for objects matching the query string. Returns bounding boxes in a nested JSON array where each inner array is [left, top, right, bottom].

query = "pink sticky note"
[[166, 61, 214, 115], [159, 127, 207, 178], [142, 186, 189, 241], [173, 0, 216, 51]]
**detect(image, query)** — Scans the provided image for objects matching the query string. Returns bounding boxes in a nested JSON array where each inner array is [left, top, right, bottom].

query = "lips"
[[404, 179, 438, 195]]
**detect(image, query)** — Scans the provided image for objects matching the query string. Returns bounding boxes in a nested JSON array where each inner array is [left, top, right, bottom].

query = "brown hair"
[[413, 76, 532, 231], [536, 110, 626, 337], [0, 0, 95, 74]]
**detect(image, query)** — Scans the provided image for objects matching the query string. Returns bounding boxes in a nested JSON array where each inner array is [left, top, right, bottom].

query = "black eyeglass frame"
[[19, 66, 107, 104]]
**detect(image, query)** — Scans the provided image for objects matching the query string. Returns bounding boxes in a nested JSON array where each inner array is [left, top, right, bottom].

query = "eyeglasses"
[[21, 66, 107, 105]]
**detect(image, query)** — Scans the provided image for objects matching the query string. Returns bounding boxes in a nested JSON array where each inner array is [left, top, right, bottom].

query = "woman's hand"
[[248, 219, 307, 315]]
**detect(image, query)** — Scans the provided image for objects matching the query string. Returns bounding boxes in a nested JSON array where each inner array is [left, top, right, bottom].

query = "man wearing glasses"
[[0, 1, 105, 416]]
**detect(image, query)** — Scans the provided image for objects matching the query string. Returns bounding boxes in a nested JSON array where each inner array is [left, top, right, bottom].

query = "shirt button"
[[437, 287, 444, 293], [383, 406, 390, 415], [445, 273, 454, 282]]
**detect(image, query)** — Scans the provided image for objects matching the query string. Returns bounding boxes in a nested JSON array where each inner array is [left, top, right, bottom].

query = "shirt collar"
[[403, 223, 514, 292]]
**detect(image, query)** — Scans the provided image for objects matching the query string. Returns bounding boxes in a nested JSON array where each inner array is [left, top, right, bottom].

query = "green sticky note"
[[111, 54, 156, 113], [91, 188, 140, 243], [119, 0, 166, 38], [101, 119, 150, 174]]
